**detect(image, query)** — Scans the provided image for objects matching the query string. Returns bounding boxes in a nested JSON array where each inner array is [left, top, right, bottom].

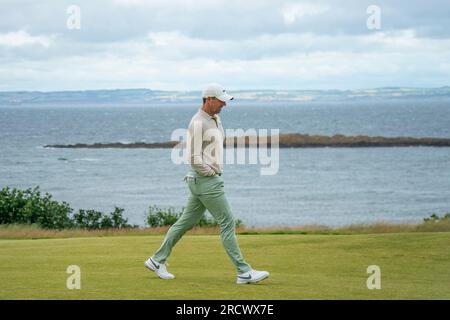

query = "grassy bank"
[[1, 218, 450, 240], [0, 232, 449, 299]]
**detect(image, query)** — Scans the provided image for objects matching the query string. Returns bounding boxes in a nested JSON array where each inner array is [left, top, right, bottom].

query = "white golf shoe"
[[236, 269, 269, 284], [144, 257, 175, 280]]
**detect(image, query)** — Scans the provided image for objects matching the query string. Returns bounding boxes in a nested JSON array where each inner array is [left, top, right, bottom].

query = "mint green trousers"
[[152, 171, 252, 274]]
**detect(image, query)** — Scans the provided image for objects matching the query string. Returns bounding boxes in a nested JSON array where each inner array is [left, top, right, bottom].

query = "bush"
[[0, 186, 73, 229], [146, 205, 180, 227], [1, 186, 244, 230], [423, 213, 450, 223], [109, 207, 133, 228], [146, 205, 243, 228], [0, 186, 133, 230], [72, 207, 132, 229]]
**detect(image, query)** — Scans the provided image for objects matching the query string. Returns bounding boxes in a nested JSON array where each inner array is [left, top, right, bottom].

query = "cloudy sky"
[[1, 0, 450, 91]]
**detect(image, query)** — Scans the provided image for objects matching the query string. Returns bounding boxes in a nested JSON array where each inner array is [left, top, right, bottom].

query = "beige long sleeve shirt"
[[187, 108, 225, 176]]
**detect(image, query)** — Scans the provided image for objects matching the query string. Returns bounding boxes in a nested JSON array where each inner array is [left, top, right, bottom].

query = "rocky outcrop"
[[44, 133, 450, 149]]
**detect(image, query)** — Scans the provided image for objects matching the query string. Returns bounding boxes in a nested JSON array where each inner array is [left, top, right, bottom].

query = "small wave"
[[73, 158, 101, 162]]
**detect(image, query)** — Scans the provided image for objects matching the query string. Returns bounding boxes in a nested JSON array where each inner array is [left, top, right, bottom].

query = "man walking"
[[144, 83, 269, 284]]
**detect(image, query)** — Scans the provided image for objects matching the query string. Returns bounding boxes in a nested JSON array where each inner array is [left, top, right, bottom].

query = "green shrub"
[[0, 187, 133, 230], [1, 186, 243, 230], [73, 209, 103, 229], [423, 213, 450, 223], [72, 207, 132, 229], [109, 207, 132, 228], [146, 205, 180, 227], [0, 186, 73, 229]]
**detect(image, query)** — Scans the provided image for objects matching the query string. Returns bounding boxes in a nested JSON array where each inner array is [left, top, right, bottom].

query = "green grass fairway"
[[1, 233, 449, 299]]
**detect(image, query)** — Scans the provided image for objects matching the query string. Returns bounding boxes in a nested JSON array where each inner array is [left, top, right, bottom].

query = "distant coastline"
[[44, 133, 450, 149], [2, 86, 450, 105]]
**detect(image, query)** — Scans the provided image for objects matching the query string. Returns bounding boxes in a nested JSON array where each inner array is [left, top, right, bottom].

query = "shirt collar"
[[199, 108, 216, 120]]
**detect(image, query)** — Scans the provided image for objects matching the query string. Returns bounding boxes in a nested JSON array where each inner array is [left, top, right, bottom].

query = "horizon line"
[[1, 85, 450, 94]]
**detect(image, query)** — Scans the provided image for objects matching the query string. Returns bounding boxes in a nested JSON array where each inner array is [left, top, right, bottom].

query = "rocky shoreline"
[[44, 133, 450, 149]]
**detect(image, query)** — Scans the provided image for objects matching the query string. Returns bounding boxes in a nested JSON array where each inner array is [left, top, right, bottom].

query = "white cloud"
[[3, 36, 449, 91], [363, 29, 421, 49], [1, 1, 450, 90], [281, 2, 330, 24], [113, 0, 224, 8], [0, 30, 53, 48]]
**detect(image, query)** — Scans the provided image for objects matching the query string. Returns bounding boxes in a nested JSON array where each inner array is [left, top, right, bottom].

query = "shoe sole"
[[236, 274, 269, 284], [144, 260, 174, 280]]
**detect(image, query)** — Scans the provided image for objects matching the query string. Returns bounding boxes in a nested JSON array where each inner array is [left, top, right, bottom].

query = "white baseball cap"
[[202, 83, 234, 102]]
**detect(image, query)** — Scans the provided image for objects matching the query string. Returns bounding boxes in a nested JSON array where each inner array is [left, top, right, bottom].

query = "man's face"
[[207, 97, 226, 114]]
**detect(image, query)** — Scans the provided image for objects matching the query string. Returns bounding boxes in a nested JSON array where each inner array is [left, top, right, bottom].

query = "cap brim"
[[216, 92, 234, 102]]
